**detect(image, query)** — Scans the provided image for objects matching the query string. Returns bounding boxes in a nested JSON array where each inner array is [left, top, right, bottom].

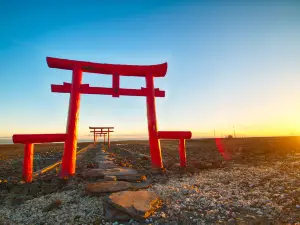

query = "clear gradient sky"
[[0, 0, 300, 140]]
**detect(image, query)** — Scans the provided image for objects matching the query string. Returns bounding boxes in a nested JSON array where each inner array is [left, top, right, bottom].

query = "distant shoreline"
[[0, 135, 300, 145]]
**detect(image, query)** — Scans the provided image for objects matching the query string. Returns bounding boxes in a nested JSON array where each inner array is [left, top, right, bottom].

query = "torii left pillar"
[[61, 67, 83, 178]]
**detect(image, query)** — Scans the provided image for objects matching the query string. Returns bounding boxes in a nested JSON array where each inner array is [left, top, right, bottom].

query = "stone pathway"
[[82, 145, 162, 222]]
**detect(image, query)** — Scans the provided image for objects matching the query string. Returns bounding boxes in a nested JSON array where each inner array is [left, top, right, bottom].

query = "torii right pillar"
[[145, 74, 163, 168]]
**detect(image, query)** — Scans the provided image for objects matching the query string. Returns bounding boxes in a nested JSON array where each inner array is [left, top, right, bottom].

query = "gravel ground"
[[0, 144, 103, 225], [150, 155, 300, 224], [0, 189, 104, 225], [109, 139, 300, 224]]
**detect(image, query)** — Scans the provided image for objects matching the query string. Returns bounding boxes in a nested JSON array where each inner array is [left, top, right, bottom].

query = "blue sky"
[[0, 0, 300, 139]]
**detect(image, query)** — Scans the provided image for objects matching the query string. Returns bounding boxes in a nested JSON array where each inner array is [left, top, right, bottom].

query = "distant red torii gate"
[[95, 132, 107, 144], [48, 57, 191, 177], [89, 127, 114, 147], [93, 132, 108, 144]]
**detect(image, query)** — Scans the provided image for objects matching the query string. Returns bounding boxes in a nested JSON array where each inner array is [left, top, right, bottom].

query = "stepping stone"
[[97, 160, 115, 165], [96, 152, 110, 156], [116, 174, 147, 182], [106, 190, 161, 220], [98, 164, 119, 169], [102, 168, 139, 176], [103, 201, 131, 221], [130, 181, 152, 190], [95, 157, 111, 161], [83, 166, 136, 179], [98, 159, 114, 163], [104, 175, 117, 181], [87, 163, 99, 168], [86, 181, 131, 196], [98, 155, 114, 160], [81, 169, 105, 179]]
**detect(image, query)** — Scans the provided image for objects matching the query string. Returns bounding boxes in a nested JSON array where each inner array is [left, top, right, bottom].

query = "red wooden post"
[[108, 132, 110, 148], [22, 143, 34, 183], [61, 67, 83, 178], [179, 139, 186, 167], [93, 130, 96, 144], [145, 74, 163, 168], [112, 73, 120, 97], [103, 134, 106, 144]]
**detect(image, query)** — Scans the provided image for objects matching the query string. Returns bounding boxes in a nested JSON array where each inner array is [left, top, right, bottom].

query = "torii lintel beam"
[[90, 129, 114, 133], [89, 127, 114, 129], [46, 57, 168, 77], [51, 83, 165, 97], [90, 130, 113, 134]]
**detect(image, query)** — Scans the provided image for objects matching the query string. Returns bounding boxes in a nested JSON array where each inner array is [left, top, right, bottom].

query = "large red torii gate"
[[13, 56, 192, 182], [48, 57, 171, 177], [47, 57, 192, 177]]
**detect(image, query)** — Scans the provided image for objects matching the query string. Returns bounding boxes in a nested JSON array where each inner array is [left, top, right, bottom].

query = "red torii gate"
[[89, 127, 114, 147], [97, 133, 106, 143], [94, 132, 107, 144], [48, 57, 192, 176], [13, 56, 192, 182], [12, 134, 66, 182]]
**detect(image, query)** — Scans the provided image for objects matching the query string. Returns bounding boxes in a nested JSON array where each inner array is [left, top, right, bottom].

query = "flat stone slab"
[[116, 174, 147, 182], [107, 190, 161, 219], [98, 164, 119, 169], [103, 168, 139, 176], [130, 181, 152, 190], [81, 169, 105, 179], [97, 160, 115, 165], [86, 163, 99, 169], [103, 201, 131, 221], [98, 155, 114, 160], [97, 155, 108, 158], [104, 175, 117, 181], [83, 167, 138, 177], [86, 181, 131, 196]]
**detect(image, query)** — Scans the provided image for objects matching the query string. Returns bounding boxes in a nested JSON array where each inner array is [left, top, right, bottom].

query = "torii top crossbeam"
[[89, 126, 114, 129], [47, 57, 167, 77], [89, 127, 115, 133]]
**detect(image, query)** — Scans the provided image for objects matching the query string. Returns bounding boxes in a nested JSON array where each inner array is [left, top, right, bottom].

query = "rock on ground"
[[86, 181, 132, 196], [106, 190, 162, 220]]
